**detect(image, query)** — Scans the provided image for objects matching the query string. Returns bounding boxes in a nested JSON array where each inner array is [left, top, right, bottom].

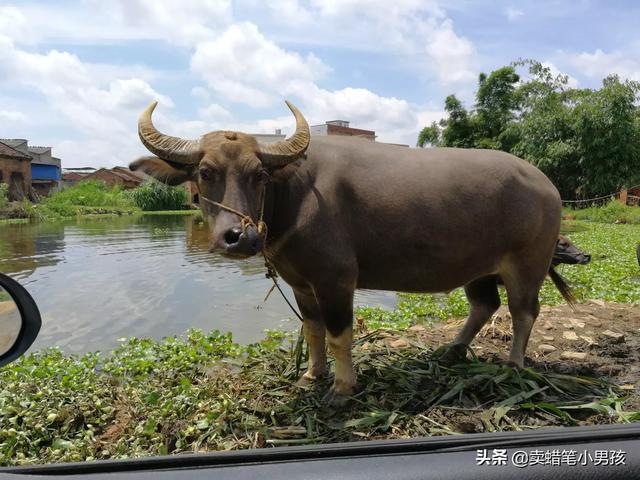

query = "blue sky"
[[1, 0, 639, 167]]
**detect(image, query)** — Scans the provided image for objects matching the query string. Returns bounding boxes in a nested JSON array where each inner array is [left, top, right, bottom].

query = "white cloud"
[[0, 109, 27, 123], [184, 17, 433, 144], [105, 0, 233, 45], [566, 49, 640, 81], [416, 109, 446, 127], [6, 0, 232, 46], [191, 22, 330, 107], [191, 86, 211, 101], [198, 103, 232, 120], [0, 33, 171, 167], [1, 2, 478, 167], [170, 89, 428, 149], [302, 0, 476, 88], [505, 7, 524, 21], [0, 5, 34, 42], [309, 0, 444, 20], [260, 0, 313, 24], [423, 18, 477, 85]]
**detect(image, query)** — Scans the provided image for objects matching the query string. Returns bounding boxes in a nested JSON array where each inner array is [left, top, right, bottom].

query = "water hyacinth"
[[1, 326, 638, 466]]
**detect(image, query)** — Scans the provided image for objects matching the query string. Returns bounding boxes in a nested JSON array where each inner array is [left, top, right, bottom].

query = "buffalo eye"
[[256, 169, 270, 183], [199, 166, 212, 180]]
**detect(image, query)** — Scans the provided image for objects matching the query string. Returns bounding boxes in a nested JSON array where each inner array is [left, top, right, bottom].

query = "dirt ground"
[[391, 301, 640, 406]]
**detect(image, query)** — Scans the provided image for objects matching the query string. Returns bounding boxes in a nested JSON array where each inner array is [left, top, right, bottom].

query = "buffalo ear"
[[129, 156, 194, 186]]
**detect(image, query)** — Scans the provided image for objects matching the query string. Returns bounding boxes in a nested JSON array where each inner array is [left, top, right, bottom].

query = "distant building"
[[251, 128, 286, 145], [310, 120, 376, 141], [0, 141, 32, 201], [1, 139, 62, 196], [79, 167, 146, 189]]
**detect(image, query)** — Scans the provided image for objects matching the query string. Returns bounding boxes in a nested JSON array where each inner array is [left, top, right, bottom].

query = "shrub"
[[0, 183, 8, 208], [128, 180, 189, 211], [43, 180, 135, 209]]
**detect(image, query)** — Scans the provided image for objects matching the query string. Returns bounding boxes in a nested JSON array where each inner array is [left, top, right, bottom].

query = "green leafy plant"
[[0, 183, 8, 209], [128, 180, 189, 211], [44, 181, 135, 209]]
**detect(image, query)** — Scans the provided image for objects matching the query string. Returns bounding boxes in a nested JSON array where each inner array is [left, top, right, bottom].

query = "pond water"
[[0, 215, 397, 354]]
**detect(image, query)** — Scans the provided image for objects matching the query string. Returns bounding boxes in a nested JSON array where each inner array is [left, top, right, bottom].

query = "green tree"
[[417, 59, 640, 199], [440, 95, 475, 148], [475, 66, 520, 149], [571, 75, 640, 196], [416, 122, 441, 147], [512, 63, 640, 198]]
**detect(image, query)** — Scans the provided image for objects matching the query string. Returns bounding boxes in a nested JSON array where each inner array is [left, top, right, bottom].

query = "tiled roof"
[[0, 141, 31, 160], [28, 146, 52, 154], [84, 168, 144, 184], [62, 172, 87, 180], [112, 166, 147, 181]]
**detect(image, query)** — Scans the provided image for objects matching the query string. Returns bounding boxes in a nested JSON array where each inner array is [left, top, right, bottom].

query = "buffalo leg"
[[500, 263, 546, 368], [325, 328, 355, 405], [293, 290, 327, 385], [506, 293, 540, 367], [440, 275, 500, 364], [314, 286, 356, 406]]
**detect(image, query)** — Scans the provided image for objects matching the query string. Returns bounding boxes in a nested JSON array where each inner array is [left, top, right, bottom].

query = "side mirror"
[[0, 272, 42, 368]]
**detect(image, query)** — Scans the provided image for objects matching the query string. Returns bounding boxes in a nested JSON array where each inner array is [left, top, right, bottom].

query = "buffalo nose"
[[581, 254, 591, 264], [221, 226, 263, 256], [224, 227, 243, 246]]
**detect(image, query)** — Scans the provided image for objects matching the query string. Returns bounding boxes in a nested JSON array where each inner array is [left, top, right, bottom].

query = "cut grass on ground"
[[1, 328, 636, 466]]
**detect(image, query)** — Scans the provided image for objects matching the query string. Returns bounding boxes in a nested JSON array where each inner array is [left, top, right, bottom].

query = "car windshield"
[[1, 1, 639, 471]]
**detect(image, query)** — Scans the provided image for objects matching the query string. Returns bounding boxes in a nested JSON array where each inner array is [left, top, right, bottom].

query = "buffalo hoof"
[[322, 387, 351, 408], [296, 369, 327, 387], [296, 373, 316, 387], [504, 359, 523, 369], [433, 343, 468, 366]]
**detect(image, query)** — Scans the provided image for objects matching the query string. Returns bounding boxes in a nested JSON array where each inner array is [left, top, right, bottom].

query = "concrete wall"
[[310, 123, 376, 140], [252, 133, 286, 144], [310, 124, 328, 136]]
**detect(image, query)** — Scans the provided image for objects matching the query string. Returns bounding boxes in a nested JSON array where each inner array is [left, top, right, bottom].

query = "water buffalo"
[[552, 235, 591, 266], [131, 100, 575, 405]]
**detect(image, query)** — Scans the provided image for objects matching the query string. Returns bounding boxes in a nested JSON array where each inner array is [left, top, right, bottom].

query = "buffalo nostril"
[[224, 227, 242, 245]]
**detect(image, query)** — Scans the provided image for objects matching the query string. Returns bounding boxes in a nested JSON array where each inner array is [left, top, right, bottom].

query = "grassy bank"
[[563, 200, 640, 224], [141, 210, 201, 217], [0, 181, 192, 222]]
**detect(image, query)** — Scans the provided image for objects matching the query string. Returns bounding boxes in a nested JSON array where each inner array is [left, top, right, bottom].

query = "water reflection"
[[0, 215, 397, 354], [0, 221, 66, 279]]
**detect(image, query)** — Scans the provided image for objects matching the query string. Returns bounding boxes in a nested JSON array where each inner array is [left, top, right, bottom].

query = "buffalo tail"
[[548, 266, 577, 307]]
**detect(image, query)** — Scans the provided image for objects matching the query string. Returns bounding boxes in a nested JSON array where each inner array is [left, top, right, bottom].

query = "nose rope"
[[199, 191, 304, 323], [199, 195, 268, 237]]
